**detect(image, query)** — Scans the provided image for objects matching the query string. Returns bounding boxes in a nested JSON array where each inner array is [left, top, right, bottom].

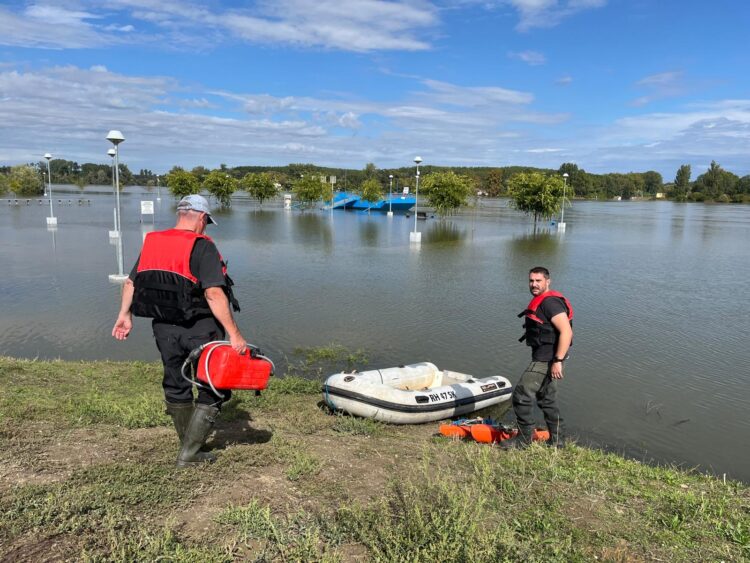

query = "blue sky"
[[1, 0, 748, 179]]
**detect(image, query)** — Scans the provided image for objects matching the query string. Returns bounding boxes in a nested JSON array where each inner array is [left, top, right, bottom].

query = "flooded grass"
[[0, 355, 748, 561]]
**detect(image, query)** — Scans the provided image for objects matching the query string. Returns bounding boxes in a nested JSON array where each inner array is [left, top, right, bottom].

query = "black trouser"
[[511, 360, 562, 431], [152, 317, 231, 406]]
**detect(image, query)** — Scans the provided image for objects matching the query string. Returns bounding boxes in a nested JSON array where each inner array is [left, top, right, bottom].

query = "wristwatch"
[[552, 357, 565, 363]]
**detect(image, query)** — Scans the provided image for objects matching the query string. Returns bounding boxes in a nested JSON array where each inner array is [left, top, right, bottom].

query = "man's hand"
[[550, 361, 564, 380], [229, 332, 248, 354], [112, 313, 133, 340]]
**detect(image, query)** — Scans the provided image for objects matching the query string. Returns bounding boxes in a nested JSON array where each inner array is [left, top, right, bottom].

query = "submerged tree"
[[242, 172, 279, 207], [508, 172, 565, 225], [203, 170, 238, 207], [420, 171, 474, 217], [166, 168, 199, 199], [0, 172, 9, 195], [9, 165, 43, 196], [357, 177, 383, 209], [293, 175, 327, 208]]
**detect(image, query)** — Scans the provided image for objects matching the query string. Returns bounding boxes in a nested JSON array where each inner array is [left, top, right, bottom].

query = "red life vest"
[[518, 291, 573, 347], [131, 229, 239, 322]]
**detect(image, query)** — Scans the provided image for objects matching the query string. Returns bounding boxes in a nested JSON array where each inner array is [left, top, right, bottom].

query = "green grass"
[[1, 355, 748, 562], [331, 413, 386, 437]]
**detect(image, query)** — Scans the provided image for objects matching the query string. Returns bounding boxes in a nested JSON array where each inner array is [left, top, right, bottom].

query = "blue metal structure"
[[333, 192, 416, 212]]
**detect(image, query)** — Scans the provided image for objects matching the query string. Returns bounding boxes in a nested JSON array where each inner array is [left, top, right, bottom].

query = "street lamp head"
[[389, 174, 393, 179], [107, 148, 116, 158], [106, 130, 125, 145], [44, 153, 52, 161], [414, 156, 422, 165], [563, 173, 569, 178]]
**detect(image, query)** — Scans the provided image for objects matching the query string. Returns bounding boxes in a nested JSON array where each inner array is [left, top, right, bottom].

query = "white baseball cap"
[[176, 194, 216, 224]]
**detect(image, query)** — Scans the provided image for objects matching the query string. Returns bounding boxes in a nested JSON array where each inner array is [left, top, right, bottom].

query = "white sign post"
[[140, 200, 154, 224]]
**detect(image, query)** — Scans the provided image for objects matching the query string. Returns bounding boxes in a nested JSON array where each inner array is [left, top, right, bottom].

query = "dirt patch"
[[0, 533, 82, 563]]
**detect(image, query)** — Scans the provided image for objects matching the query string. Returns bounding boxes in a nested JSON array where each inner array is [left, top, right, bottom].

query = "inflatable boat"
[[322, 362, 512, 424]]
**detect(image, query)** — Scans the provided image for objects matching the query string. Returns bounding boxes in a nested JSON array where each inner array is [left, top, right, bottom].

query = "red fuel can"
[[196, 342, 273, 391]]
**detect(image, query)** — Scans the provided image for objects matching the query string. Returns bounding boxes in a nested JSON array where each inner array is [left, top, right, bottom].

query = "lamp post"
[[44, 153, 56, 226], [107, 130, 128, 282], [107, 148, 118, 237], [559, 172, 569, 232], [156, 174, 161, 201], [410, 157, 422, 243], [387, 174, 394, 217]]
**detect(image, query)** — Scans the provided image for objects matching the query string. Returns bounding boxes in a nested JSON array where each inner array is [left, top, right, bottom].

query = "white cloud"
[[505, 0, 607, 31], [556, 75, 573, 85], [0, 5, 106, 48], [2, 64, 749, 176], [0, 1, 439, 52], [509, 50, 546, 65], [420, 79, 534, 106], [222, 0, 437, 52], [630, 70, 686, 106]]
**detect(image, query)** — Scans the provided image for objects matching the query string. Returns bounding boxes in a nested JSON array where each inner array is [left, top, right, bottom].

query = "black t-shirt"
[[129, 237, 225, 289], [531, 296, 568, 362]]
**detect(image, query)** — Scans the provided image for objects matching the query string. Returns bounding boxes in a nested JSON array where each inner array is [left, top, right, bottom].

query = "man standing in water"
[[112, 194, 246, 467], [502, 266, 573, 449]]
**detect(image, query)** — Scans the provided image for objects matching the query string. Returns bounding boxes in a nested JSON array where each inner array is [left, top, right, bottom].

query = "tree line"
[[1, 159, 748, 204]]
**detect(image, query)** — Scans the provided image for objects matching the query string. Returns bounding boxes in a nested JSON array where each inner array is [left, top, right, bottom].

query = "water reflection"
[[358, 216, 380, 246], [509, 230, 560, 256], [47, 224, 58, 252], [423, 220, 466, 245], [291, 211, 333, 252], [247, 209, 284, 244]]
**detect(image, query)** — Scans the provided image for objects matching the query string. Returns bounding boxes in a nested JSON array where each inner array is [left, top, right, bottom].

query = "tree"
[[292, 175, 327, 208], [166, 168, 199, 199], [485, 168, 504, 196], [203, 170, 238, 207], [642, 171, 663, 195], [357, 177, 383, 208], [191, 166, 210, 184], [0, 172, 9, 195], [116, 163, 133, 187], [242, 172, 279, 206], [420, 171, 473, 217], [508, 172, 565, 225], [693, 161, 739, 201], [673, 164, 691, 201], [738, 175, 750, 201], [9, 165, 43, 195]]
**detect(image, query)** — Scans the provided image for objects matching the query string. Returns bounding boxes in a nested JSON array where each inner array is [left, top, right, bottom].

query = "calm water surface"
[[2, 188, 749, 482]]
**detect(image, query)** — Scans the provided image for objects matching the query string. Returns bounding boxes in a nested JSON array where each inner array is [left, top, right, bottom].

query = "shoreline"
[[1, 355, 747, 561]]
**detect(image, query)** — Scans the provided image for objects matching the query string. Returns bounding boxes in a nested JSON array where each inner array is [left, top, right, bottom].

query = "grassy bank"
[[0, 354, 748, 562]]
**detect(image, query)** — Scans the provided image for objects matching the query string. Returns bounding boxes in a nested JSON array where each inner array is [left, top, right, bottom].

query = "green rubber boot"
[[500, 425, 534, 450], [545, 423, 566, 449], [176, 404, 220, 468], [165, 401, 216, 463]]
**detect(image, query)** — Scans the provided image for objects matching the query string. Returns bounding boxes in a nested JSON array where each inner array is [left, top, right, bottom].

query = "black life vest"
[[518, 291, 573, 348], [131, 229, 240, 323]]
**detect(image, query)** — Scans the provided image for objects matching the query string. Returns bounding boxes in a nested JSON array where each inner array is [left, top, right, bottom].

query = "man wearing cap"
[[112, 194, 246, 467]]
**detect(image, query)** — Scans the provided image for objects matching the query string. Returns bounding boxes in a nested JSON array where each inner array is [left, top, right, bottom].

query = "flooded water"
[[2, 187, 749, 482]]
